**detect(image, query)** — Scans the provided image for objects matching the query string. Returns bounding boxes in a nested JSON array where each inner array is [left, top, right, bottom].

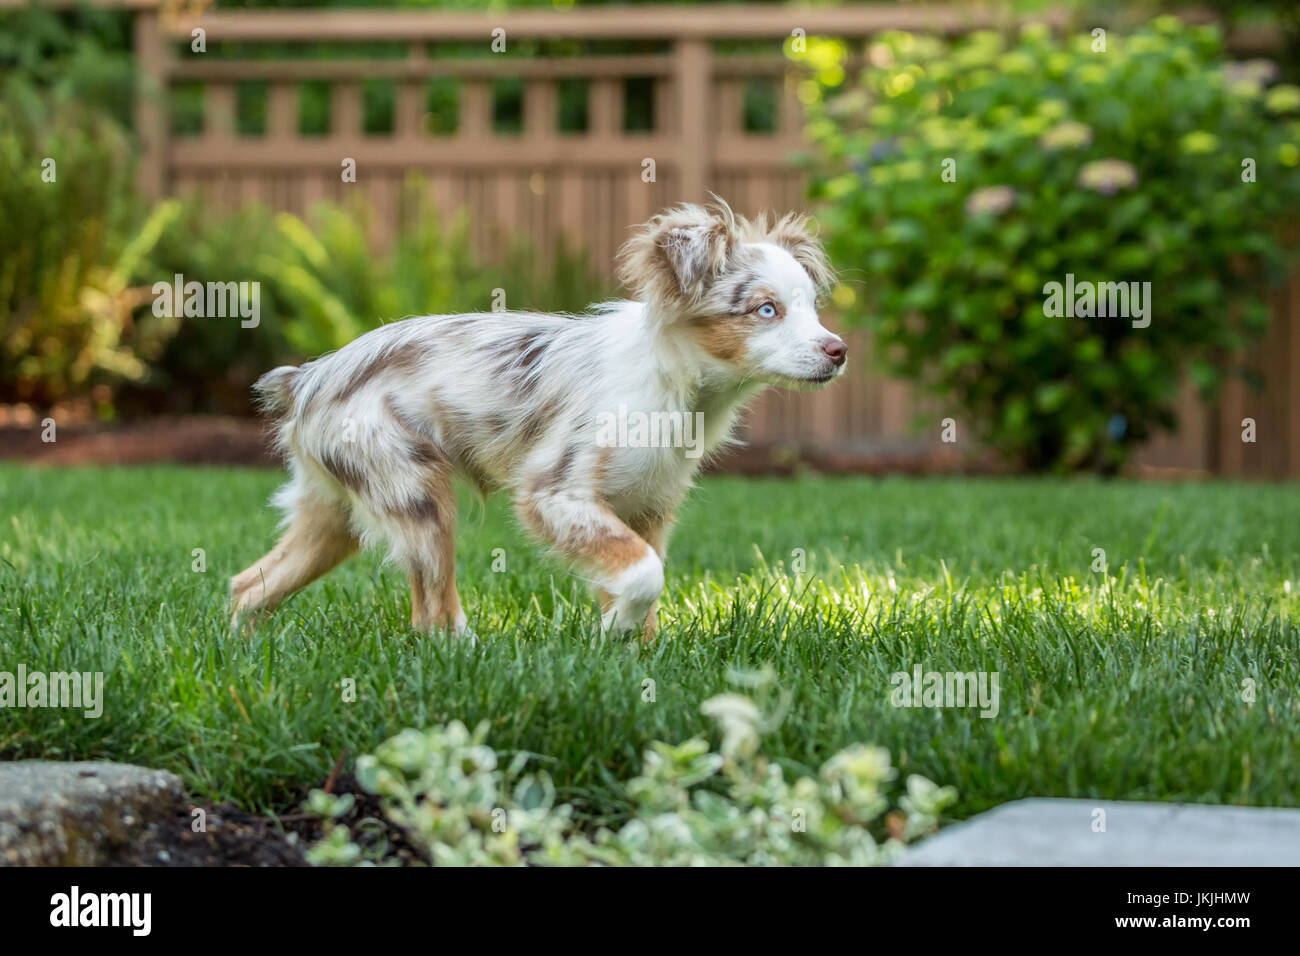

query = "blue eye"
[[757, 303, 778, 319]]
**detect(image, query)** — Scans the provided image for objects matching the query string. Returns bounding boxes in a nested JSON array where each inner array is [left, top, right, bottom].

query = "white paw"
[[453, 612, 479, 647], [600, 551, 663, 635]]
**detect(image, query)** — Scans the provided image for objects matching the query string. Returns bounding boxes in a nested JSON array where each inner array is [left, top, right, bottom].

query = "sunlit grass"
[[1, 465, 1297, 822]]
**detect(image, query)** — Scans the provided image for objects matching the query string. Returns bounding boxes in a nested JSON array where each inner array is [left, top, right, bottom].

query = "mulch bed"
[[0, 416, 280, 468], [1, 414, 982, 475], [105, 774, 421, 868]]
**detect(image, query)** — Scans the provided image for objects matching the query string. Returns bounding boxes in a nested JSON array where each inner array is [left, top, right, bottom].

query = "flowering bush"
[[794, 18, 1300, 471], [306, 672, 955, 866]]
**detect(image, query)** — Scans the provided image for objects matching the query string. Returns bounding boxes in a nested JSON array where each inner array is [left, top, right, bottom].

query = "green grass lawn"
[[2, 465, 1297, 825]]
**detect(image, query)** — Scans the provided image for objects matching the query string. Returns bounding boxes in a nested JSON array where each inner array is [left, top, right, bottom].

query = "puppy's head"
[[617, 199, 847, 388]]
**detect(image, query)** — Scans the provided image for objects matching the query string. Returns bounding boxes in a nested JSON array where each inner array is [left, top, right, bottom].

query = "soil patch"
[[104, 774, 420, 868], [0, 416, 278, 468]]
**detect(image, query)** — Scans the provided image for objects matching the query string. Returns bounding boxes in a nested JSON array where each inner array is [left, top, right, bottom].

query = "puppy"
[[231, 199, 847, 639]]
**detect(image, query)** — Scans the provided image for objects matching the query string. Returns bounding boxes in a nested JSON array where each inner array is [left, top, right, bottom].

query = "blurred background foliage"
[[2, 2, 1299, 471], [0, 76, 154, 408], [123, 192, 604, 415], [795, 16, 1300, 472], [0, 2, 608, 417]]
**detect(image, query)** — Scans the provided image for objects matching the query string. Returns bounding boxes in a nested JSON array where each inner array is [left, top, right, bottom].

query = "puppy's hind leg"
[[230, 475, 357, 629], [368, 467, 468, 638], [407, 557, 467, 638]]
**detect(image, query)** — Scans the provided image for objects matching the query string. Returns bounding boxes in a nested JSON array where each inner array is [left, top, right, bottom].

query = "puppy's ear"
[[617, 200, 741, 313], [749, 211, 837, 300]]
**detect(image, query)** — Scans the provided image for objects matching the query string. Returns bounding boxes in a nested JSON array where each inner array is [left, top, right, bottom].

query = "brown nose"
[[821, 338, 848, 366]]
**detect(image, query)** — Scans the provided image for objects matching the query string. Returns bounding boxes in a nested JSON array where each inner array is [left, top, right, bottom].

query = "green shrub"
[[260, 195, 495, 359], [255, 189, 608, 358], [0, 4, 135, 128], [0, 3, 181, 412], [306, 671, 956, 867], [5, 171, 606, 416], [123, 202, 293, 415], [0, 81, 177, 408], [795, 18, 1300, 471], [124, 188, 608, 414]]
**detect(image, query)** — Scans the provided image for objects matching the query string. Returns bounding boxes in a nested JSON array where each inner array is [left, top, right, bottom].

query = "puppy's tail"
[[253, 365, 300, 417]]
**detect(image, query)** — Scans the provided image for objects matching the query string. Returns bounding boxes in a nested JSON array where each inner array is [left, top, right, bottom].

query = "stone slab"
[[0, 761, 184, 866], [897, 798, 1300, 866]]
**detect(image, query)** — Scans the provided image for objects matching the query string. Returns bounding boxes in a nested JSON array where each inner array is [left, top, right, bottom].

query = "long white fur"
[[231, 199, 847, 639]]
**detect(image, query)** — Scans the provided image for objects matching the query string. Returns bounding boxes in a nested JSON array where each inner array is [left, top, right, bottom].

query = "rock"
[[897, 798, 1300, 866], [0, 761, 184, 866]]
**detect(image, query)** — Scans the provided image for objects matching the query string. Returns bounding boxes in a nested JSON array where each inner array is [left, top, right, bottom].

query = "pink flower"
[[1040, 121, 1093, 151], [1077, 159, 1138, 195], [964, 185, 1017, 217]]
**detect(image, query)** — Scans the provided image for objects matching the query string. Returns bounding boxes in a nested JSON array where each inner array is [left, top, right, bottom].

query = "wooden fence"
[[122, 3, 1300, 477]]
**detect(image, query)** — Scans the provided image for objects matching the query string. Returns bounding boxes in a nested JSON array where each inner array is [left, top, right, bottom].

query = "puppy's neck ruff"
[[596, 298, 758, 445]]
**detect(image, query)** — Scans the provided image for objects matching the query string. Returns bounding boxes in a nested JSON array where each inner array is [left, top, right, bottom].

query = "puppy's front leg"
[[602, 513, 673, 639], [517, 492, 663, 638]]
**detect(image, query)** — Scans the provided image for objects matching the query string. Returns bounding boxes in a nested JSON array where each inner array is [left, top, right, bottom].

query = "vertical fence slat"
[[525, 80, 556, 140], [625, 165, 654, 231], [134, 9, 167, 200], [267, 83, 298, 139], [589, 78, 622, 135], [779, 73, 802, 143], [655, 77, 676, 136], [204, 84, 237, 140], [333, 82, 363, 138], [675, 38, 710, 202], [716, 78, 742, 136], [395, 41, 428, 140], [1261, 295, 1288, 476], [1289, 272, 1300, 475], [1219, 367, 1246, 477], [458, 80, 492, 139], [396, 82, 425, 139]]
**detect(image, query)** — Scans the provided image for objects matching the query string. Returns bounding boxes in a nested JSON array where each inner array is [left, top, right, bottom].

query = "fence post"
[[675, 37, 710, 202], [134, 8, 168, 201]]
